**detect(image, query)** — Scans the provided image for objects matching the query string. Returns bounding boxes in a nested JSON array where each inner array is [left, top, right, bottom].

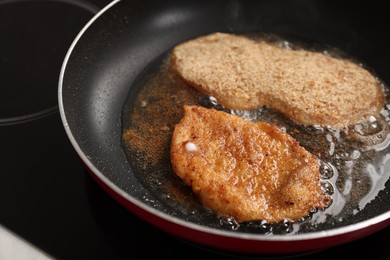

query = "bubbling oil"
[[121, 35, 390, 235]]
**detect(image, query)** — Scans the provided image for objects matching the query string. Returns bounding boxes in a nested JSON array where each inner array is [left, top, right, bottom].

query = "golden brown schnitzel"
[[170, 105, 329, 223], [171, 32, 383, 127]]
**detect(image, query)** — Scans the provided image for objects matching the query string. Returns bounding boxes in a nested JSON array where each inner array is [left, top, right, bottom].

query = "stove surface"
[[0, 0, 389, 259]]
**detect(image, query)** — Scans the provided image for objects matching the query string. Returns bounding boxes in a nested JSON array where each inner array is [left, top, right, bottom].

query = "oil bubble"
[[320, 161, 336, 179], [245, 220, 272, 234], [218, 216, 240, 230], [272, 219, 294, 234], [321, 181, 335, 195]]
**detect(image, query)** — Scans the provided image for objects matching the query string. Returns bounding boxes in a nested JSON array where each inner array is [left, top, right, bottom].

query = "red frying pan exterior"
[[89, 163, 390, 254], [59, 0, 390, 255]]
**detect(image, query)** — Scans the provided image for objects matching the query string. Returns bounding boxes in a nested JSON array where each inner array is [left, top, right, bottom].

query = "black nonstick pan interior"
[[59, 0, 390, 254]]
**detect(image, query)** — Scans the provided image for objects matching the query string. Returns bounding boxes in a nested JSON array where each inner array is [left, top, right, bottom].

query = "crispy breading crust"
[[170, 105, 329, 223], [171, 32, 384, 127]]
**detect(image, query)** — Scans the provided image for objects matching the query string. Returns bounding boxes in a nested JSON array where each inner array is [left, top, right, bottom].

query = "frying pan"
[[59, 0, 390, 255]]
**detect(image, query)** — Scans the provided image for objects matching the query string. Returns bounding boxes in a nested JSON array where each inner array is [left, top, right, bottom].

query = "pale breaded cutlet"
[[170, 105, 329, 223], [171, 32, 384, 127]]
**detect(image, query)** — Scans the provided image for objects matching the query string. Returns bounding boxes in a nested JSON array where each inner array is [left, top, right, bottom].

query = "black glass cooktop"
[[0, 0, 389, 259]]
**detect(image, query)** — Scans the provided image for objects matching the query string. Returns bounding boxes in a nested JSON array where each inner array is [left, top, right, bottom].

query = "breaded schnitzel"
[[171, 32, 384, 127], [170, 105, 329, 223]]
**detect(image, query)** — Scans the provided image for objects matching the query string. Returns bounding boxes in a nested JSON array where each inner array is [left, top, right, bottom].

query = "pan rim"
[[58, 0, 390, 243]]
